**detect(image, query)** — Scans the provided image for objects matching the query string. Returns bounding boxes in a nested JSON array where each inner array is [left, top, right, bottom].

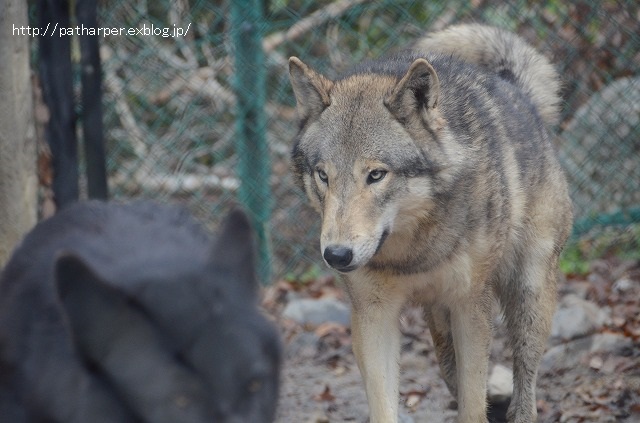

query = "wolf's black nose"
[[323, 245, 353, 269]]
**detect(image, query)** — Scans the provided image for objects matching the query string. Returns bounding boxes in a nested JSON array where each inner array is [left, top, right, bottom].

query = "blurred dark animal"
[[0, 201, 281, 423]]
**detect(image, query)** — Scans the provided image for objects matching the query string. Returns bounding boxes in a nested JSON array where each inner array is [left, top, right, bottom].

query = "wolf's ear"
[[289, 57, 333, 123], [209, 208, 258, 294], [385, 58, 440, 122]]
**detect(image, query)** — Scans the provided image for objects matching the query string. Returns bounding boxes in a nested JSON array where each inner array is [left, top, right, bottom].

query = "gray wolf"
[[0, 201, 281, 422], [288, 23, 572, 423]]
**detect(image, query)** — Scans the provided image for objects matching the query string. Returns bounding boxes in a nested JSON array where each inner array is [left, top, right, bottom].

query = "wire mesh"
[[74, 0, 640, 281]]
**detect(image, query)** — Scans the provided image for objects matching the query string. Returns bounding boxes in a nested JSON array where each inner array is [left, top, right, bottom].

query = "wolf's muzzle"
[[323, 245, 353, 271]]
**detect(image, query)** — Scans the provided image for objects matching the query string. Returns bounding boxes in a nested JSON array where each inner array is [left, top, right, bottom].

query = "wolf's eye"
[[317, 169, 328, 184], [367, 169, 387, 184]]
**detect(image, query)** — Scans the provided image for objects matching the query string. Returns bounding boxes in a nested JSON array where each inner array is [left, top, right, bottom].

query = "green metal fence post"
[[230, 0, 272, 284]]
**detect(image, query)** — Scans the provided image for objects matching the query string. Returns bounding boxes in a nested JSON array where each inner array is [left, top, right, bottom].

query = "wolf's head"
[[289, 56, 462, 273]]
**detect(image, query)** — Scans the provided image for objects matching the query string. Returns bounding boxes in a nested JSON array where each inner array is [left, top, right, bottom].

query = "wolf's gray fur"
[[289, 24, 572, 423], [414, 23, 561, 126]]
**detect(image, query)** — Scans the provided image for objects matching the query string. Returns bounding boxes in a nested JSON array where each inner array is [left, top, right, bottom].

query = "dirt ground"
[[263, 257, 640, 423]]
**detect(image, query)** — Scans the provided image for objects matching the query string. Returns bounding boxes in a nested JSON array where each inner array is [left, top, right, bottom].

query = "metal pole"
[[39, 0, 79, 209], [77, 0, 108, 200], [230, 0, 272, 284]]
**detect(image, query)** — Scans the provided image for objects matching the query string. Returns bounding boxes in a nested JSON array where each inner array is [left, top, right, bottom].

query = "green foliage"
[[284, 264, 324, 286], [560, 242, 591, 276], [561, 224, 640, 276]]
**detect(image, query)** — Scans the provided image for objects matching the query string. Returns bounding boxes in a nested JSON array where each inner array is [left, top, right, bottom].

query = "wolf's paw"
[[505, 407, 536, 423]]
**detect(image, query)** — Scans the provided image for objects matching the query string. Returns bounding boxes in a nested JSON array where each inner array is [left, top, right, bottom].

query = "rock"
[[540, 337, 593, 373], [286, 332, 320, 360], [589, 333, 633, 355], [541, 332, 633, 374], [550, 295, 609, 341], [558, 76, 640, 219], [282, 297, 351, 327], [488, 364, 513, 403]]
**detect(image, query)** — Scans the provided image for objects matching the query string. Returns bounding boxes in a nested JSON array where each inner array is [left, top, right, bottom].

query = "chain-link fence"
[[38, 0, 639, 281]]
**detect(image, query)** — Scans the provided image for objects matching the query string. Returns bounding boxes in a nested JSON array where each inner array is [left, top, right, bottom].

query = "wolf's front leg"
[[347, 275, 405, 423], [351, 306, 403, 423], [450, 295, 493, 423]]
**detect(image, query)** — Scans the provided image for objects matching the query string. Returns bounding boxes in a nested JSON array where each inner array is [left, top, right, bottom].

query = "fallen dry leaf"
[[313, 385, 336, 402]]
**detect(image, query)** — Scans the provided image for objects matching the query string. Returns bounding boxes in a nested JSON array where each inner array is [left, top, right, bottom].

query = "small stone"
[[282, 297, 351, 327], [612, 277, 633, 293], [307, 412, 329, 423], [398, 412, 415, 423], [405, 393, 422, 409], [487, 364, 513, 402], [589, 355, 604, 370]]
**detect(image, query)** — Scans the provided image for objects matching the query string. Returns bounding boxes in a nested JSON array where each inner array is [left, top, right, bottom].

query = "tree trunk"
[[0, 0, 37, 266]]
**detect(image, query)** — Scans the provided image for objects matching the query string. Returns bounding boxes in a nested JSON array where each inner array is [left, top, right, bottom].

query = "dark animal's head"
[[55, 210, 281, 423]]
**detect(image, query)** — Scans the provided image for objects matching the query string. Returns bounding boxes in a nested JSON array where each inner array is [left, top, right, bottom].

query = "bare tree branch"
[[111, 169, 239, 194], [263, 0, 369, 53], [101, 45, 150, 158]]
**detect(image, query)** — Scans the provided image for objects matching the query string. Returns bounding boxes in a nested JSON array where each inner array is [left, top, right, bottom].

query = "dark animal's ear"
[[385, 58, 440, 122], [55, 254, 126, 354], [289, 57, 333, 124], [209, 209, 258, 294], [56, 253, 114, 313], [56, 254, 211, 420]]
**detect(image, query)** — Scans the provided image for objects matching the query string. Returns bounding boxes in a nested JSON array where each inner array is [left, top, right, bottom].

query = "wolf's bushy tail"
[[414, 23, 560, 126]]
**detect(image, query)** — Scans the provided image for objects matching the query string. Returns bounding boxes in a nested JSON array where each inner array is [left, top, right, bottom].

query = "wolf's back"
[[414, 24, 560, 126]]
